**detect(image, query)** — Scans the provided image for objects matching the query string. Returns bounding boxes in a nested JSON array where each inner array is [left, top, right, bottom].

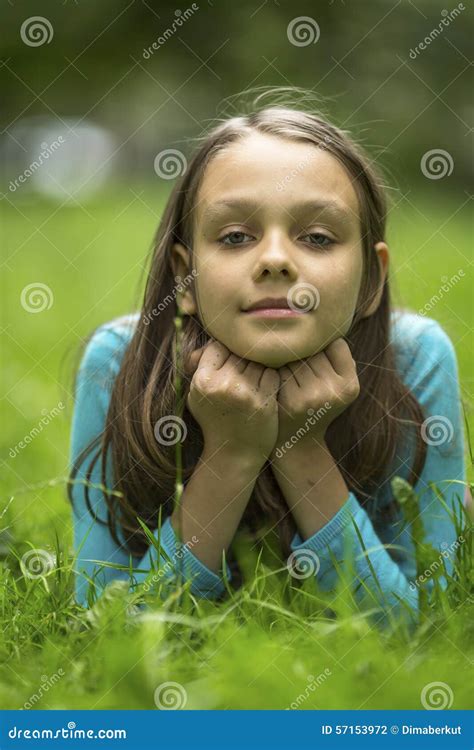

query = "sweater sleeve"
[[69, 325, 231, 608], [288, 317, 466, 625]]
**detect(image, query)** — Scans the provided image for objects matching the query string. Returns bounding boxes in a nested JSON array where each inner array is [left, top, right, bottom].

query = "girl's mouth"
[[242, 308, 307, 318]]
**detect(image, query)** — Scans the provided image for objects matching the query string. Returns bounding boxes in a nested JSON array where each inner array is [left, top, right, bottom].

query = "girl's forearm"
[[169, 443, 264, 573], [271, 438, 349, 540]]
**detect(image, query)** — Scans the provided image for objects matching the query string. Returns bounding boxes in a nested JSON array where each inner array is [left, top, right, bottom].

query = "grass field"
[[1, 185, 473, 710]]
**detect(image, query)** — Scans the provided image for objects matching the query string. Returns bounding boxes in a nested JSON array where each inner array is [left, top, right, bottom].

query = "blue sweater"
[[69, 311, 466, 620]]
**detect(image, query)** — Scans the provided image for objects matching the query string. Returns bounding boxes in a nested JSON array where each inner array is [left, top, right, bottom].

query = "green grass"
[[1, 186, 473, 710]]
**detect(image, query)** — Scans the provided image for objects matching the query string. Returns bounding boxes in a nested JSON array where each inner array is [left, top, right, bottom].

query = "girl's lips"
[[243, 308, 306, 318]]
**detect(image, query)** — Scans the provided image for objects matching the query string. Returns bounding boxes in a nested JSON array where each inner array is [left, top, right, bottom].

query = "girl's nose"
[[253, 235, 298, 279]]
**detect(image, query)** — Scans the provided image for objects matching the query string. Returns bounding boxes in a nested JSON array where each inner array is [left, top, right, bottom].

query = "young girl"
[[68, 102, 467, 624]]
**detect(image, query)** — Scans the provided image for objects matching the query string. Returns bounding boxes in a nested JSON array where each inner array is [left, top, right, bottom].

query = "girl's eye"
[[217, 230, 334, 248], [301, 232, 334, 248], [218, 230, 254, 246]]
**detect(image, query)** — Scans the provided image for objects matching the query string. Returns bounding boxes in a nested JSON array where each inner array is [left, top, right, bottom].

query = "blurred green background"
[[0, 0, 472, 711]]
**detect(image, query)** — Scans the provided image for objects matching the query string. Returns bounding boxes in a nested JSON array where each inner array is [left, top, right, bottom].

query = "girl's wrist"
[[201, 441, 266, 473], [271, 432, 327, 463]]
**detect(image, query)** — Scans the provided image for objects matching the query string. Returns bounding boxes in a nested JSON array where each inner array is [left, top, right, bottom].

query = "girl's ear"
[[362, 242, 390, 318], [171, 242, 197, 316]]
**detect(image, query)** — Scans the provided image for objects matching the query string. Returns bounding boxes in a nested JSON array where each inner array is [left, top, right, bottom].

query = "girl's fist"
[[185, 340, 280, 465]]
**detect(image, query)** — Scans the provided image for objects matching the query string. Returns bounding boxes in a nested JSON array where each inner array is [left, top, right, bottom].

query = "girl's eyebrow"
[[201, 197, 355, 225]]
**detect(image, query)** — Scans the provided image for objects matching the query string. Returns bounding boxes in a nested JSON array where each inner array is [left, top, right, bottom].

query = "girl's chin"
[[234, 350, 319, 369], [212, 335, 324, 368], [251, 342, 326, 368]]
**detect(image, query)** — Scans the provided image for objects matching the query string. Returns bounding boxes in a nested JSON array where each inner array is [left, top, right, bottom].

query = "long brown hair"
[[68, 96, 426, 570]]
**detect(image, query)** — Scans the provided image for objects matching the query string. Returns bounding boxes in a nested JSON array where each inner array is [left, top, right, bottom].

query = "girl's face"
[[178, 132, 371, 368]]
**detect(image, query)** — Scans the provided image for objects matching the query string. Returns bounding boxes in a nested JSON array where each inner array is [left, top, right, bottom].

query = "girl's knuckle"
[[194, 371, 212, 392], [341, 377, 360, 401]]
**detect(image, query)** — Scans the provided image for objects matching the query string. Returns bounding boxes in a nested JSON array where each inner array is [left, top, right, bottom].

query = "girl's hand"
[[185, 340, 280, 466], [273, 338, 360, 455]]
